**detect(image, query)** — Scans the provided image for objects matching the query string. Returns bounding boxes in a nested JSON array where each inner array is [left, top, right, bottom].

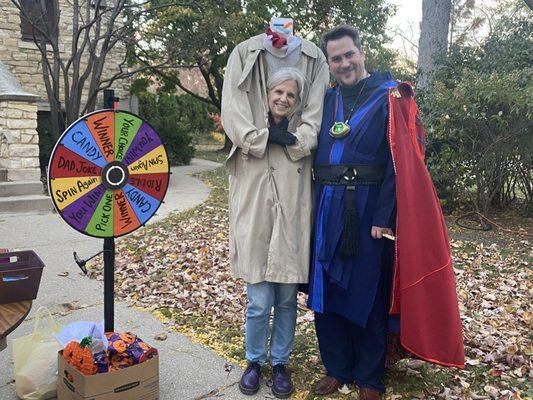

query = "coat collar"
[[247, 33, 321, 59]]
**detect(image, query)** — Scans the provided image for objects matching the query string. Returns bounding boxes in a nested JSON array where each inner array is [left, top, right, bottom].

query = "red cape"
[[388, 82, 465, 368]]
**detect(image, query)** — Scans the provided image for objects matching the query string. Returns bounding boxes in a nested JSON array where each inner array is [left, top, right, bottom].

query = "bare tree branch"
[[197, 60, 220, 109], [10, 0, 184, 139]]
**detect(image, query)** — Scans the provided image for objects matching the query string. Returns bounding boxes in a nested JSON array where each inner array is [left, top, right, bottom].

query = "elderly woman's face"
[[268, 80, 298, 121]]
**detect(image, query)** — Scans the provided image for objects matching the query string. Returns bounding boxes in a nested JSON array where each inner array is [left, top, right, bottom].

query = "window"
[[19, 0, 57, 43]]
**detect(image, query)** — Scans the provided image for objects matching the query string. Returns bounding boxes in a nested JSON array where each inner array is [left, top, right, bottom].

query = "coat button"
[[297, 168, 302, 173]]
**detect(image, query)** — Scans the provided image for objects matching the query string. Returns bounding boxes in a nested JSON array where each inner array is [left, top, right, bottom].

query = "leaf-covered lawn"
[[89, 164, 532, 400]]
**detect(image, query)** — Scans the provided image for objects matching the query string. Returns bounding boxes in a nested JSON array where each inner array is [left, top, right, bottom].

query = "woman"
[[222, 66, 323, 399]]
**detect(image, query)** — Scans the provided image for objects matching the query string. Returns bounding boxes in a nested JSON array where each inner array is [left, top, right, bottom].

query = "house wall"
[[0, 0, 132, 111], [0, 99, 40, 181], [0, 0, 134, 182]]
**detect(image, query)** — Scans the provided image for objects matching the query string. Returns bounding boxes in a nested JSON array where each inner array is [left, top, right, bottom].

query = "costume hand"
[[268, 125, 297, 146], [371, 226, 393, 239]]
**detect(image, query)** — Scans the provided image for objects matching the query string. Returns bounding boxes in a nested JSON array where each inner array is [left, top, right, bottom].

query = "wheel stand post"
[[103, 89, 117, 332]]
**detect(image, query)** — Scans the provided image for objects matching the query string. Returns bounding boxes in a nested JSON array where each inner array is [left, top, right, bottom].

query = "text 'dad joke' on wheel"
[[48, 110, 170, 238]]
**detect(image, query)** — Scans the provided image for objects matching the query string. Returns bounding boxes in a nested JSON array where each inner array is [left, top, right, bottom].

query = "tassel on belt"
[[313, 164, 385, 258]]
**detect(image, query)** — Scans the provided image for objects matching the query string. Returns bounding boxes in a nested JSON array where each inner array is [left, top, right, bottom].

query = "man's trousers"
[[314, 246, 392, 393]]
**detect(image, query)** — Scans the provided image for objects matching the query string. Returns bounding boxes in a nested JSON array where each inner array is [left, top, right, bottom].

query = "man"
[[221, 18, 329, 398], [307, 25, 464, 399]]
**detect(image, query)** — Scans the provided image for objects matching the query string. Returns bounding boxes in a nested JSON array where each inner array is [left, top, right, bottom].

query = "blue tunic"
[[308, 72, 398, 328]]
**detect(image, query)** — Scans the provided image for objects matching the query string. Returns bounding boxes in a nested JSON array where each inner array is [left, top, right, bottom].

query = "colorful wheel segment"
[[48, 110, 170, 238]]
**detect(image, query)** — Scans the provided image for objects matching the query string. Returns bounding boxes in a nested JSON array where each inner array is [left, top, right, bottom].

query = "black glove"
[[268, 125, 297, 146]]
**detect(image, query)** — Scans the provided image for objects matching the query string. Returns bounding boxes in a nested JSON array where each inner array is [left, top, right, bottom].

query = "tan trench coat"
[[221, 34, 329, 284]]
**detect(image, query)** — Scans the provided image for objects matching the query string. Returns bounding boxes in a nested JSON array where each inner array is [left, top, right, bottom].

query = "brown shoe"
[[359, 387, 382, 400], [312, 375, 342, 395]]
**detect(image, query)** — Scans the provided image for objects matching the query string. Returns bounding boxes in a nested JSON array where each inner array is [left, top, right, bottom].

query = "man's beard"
[[338, 67, 368, 87]]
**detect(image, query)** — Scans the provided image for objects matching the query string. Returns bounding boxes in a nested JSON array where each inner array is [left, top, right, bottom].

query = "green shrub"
[[138, 93, 213, 165], [420, 9, 533, 212], [422, 69, 532, 212], [37, 112, 55, 172]]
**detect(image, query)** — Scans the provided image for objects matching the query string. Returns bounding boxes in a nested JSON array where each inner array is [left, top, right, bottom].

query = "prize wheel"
[[48, 110, 170, 238]]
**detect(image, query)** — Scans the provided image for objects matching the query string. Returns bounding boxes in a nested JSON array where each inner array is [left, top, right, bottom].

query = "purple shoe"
[[271, 364, 293, 399], [239, 362, 261, 395]]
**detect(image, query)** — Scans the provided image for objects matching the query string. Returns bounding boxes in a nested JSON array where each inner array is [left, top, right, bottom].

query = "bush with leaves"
[[37, 112, 55, 173], [423, 69, 532, 212], [138, 93, 214, 165], [420, 7, 533, 212]]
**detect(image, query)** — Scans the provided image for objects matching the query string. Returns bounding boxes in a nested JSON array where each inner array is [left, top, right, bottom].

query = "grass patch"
[[192, 130, 225, 146], [195, 149, 229, 164]]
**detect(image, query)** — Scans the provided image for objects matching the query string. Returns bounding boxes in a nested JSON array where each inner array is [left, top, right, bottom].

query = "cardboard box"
[[57, 351, 159, 400]]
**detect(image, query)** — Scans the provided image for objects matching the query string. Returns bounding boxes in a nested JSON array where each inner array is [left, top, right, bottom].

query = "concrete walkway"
[[0, 159, 271, 399]]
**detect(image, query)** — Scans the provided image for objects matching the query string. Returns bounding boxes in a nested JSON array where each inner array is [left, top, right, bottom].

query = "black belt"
[[313, 164, 385, 186], [313, 164, 386, 258]]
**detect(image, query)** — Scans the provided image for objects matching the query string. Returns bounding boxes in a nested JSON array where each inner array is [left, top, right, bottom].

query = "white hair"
[[266, 67, 306, 106]]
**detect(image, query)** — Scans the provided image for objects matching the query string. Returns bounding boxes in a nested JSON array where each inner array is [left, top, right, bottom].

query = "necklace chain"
[[344, 77, 368, 124], [328, 73, 370, 139]]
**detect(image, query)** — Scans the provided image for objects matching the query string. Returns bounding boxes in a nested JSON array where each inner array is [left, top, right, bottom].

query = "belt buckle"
[[343, 167, 358, 186]]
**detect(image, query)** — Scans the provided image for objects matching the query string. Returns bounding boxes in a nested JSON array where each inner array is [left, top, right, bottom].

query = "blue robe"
[[308, 72, 397, 328]]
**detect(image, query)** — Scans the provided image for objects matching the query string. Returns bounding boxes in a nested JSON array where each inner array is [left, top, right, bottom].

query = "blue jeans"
[[245, 282, 298, 366]]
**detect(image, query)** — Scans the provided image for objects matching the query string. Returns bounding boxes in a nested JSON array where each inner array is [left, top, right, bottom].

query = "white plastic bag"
[[53, 320, 108, 349], [12, 306, 61, 400]]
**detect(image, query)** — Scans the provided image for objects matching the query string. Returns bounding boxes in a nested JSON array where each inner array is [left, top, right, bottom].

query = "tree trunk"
[[417, 0, 452, 90]]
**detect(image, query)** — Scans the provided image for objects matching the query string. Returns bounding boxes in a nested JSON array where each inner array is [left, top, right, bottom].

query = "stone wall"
[[1, 59, 41, 182], [0, 0, 132, 111], [0, 100, 40, 181]]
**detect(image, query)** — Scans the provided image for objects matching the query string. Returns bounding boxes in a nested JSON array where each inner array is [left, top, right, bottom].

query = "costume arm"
[[221, 46, 268, 159], [372, 154, 396, 228], [285, 55, 330, 161], [372, 108, 397, 228]]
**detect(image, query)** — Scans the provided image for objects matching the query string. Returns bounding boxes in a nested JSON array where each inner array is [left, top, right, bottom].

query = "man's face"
[[326, 36, 366, 87]]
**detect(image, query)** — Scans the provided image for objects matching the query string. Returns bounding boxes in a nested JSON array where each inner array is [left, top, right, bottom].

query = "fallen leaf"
[[61, 301, 81, 311], [337, 384, 353, 394], [223, 362, 233, 373]]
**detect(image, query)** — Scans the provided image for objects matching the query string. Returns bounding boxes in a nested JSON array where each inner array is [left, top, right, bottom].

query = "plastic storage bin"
[[0, 250, 44, 304]]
